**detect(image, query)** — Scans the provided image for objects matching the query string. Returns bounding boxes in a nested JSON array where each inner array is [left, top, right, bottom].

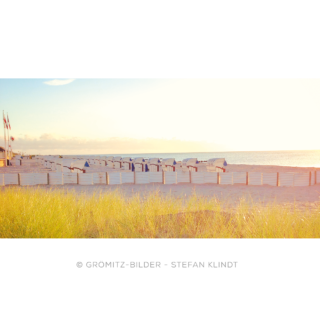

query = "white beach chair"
[[161, 158, 177, 172], [207, 158, 227, 172], [181, 158, 199, 172]]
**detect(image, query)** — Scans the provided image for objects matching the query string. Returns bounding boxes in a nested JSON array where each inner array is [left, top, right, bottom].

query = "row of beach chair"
[[33, 155, 227, 173]]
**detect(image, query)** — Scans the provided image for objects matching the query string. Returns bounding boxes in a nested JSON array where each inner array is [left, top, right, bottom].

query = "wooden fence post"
[[246, 172, 248, 185], [18, 173, 21, 186], [162, 170, 165, 184], [189, 170, 192, 183], [47, 173, 49, 185], [106, 172, 109, 185], [217, 172, 220, 184], [277, 172, 280, 187], [315, 171, 317, 185], [309, 171, 312, 186]]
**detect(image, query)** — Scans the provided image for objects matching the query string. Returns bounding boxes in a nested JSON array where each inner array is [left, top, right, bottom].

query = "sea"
[[73, 150, 320, 168]]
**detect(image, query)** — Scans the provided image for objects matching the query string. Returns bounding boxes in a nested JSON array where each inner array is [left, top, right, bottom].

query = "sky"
[[1, 78, 320, 155]]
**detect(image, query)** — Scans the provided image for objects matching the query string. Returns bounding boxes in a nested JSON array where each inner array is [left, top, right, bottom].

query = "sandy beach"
[[1, 160, 320, 210], [225, 164, 320, 173]]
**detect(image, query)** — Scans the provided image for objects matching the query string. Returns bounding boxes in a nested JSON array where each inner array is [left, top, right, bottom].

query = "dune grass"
[[1, 187, 320, 238]]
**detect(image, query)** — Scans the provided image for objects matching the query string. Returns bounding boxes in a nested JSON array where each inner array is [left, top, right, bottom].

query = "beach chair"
[[113, 156, 122, 169], [181, 158, 199, 172], [121, 157, 133, 170], [207, 158, 227, 172], [148, 158, 161, 172], [133, 157, 147, 172], [161, 158, 177, 172]]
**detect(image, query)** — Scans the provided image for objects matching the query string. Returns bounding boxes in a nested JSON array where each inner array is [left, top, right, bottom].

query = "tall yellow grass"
[[1, 187, 319, 238]]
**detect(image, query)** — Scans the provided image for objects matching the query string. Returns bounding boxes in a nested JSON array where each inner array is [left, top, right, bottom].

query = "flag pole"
[[3, 110, 7, 166], [7, 112, 9, 161], [7, 112, 11, 161]]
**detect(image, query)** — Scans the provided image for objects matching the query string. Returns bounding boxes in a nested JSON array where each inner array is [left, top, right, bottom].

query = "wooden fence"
[[0, 171, 319, 187]]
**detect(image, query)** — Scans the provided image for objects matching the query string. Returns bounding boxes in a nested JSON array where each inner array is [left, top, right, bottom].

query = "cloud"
[[9, 134, 226, 155], [44, 79, 75, 86]]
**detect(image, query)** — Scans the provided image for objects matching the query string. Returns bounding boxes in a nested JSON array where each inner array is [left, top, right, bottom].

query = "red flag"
[[3, 115, 8, 129], [11, 136, 14, 141], [7, 115, 11, 130]]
